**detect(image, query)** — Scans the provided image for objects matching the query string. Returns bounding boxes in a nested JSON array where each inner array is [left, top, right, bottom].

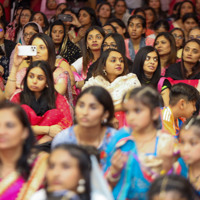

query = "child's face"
[[123, 99, 158, 132], [182, 100, 196, 119], [180, 127, 200, 165]]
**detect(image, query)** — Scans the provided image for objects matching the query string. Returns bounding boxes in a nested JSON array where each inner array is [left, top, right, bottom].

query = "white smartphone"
[[18, 45, 37, 56]]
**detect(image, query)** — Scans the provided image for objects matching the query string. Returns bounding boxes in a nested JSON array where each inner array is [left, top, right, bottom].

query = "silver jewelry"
[[77, 179, 86, 194], [103, 69, 107, 76]]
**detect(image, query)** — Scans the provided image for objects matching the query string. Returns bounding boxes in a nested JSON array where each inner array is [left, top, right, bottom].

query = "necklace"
[[189, 167, 200, 186]]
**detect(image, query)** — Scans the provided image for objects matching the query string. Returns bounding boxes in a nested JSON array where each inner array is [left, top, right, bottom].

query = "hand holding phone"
[[18, 45, 37, 56], [58, 14, 73, 22]]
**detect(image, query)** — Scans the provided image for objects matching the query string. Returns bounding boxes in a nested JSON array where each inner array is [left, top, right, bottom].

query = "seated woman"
[[132, 46, 161, 89], [154, 32, 177, 76], [159, 39, 200, 106], [188, 26, 200, 40], [31, 144, 91, 200], [11, 61, 73, 144], [125, 15, 154, 61], [52, 86, 116, 169], [5, 33, 74, 108], [0, 101, 48, 199], [83, 49, 141, 128]]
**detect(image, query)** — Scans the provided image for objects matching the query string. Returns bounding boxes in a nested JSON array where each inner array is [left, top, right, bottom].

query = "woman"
[[152, 19, 170, 37], [173, 0, 196, 29], [132, 46, 161, 88], [31, 144, 91, 200], [144, 7, 157, 30], [0, 101, 48, 199], [31, 11, 49, 33], [49, 20, 82, 65], [182, 13, 199, 41], [83, 49, 141, 128], [72, 26, 105, 89], [147, 0, 166, 19], [159, 39, 200, 106], [154, 32, 177, 76], [11, 61, 73, 144], [188, 26, 200, 40], [52, 86, 116, 169], [125, 15, 154, 61], [97, 2, 112, 26], [14, 7, 33, 43], [170, 28, 185, 58], [5, 33, 74, 108]]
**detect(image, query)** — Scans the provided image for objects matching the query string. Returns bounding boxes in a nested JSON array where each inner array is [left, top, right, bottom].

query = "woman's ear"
[[102, 110, 109, 121], [152, 107, 160, 121]]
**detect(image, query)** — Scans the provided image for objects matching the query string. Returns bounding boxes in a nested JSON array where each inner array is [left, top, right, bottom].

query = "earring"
[[77, 179, 86, 194], [103, 69, 107, 76], [46, 84, 48, 88], [102, 118, 107, 124]]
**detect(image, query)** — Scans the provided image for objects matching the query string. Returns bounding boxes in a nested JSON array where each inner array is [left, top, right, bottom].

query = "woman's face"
[[171, 29, 184, 49], [0, 109, 28, 150], [15, 8, 22, 22], [143, 51, 159, 77], [32, 37, 48, 61], [128, 18, 145, 40], [154, 36, 171, 56], [75, 93, 107, 128], [102, 36, 117, 51], [103, 25, 115, 34], [154, 26, 168, 36], [47, 149, 82, 192], [145, 9, 154, 24], [110, 22, 125, 36], [189, 29, 200, 40], [183, 41, 200, 64], [27, 67, 47, 97], [51, 25, 64, 45], [47, 0, 57, 10], [114, 1, 126, 15], [78, 10, 91, 26], [23, 26, 37, 45], [183, 18, 198, 34], [180, 2, 193, 18], [56, 4, 67, 16], [105, 51, 124, 80], [20, 9, 32, 27], [87, 29, 104, 51], [148, 0, 160, 10], [33, 13, 45, 28], [98, 4, 111, 19]]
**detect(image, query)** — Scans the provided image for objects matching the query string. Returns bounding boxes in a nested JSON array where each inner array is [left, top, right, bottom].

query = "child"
[[105, 86, 176, 200], [161, 83, 199, 139], [174, 116, 200, 196]]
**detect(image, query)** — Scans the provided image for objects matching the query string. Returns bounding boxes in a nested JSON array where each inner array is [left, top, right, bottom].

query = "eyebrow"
[[29, 72, 45, 77]]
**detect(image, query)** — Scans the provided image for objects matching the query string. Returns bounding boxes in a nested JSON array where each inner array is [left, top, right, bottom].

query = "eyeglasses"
[[24, 32, 36, 38], [172, 34, 184, 40], [189, 35, 200, 40], [145, 55, 158, 62], [21, 14, 30, 18], [102, 43, 117, 49]]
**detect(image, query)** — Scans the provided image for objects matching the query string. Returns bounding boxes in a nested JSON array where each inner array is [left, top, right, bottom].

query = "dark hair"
[[144, 6, 157, 25], [132, 46, 161, 88], [102, 32, 126, 53], [0, 19, 6, 32], [15, 7, 33, 41], [182, 12, 199, 24], [181, 39, 200, 79], [154, 32, 177, 66], [20, 61, 56, 109], [176, 0, 196, 20], [77, 86, 114, 125], [78, 7, 99, 26], [49, 20, 66, 55], [123, 86, 161, 127], [188, 26, 200, 39], [169, 83, 199, 106], [153, 19, 170, 32], [94, 49, 128, 80], [30, 11, 49, 32], [114, 0, 127, 7], [29, 33, 56, 71], [23, 22, 40, 34], [103, 23, 117, 33], [0, 101, 35, 180], [97, 2, 112, 18], [0, 2, 6, 21], [56, 2, 68, 10], [82, 26, 105, 74], [148, 174, 197, 200], [170, 27, 185, 48], [134, 8, 146, 18], [51, 144, 91, 200]]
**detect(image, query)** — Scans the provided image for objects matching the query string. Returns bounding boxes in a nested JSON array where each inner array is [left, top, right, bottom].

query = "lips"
[[148, 65, 155, 70], [30, 86, 38, 89], [92, 44, 98, 47], [115, 67, 122, 71]]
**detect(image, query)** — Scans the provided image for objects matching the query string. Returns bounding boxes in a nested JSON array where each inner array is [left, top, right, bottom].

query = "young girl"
[[11, 60, 72, 144], [174, 116, 200, 196], [105, 86, 175, 200]]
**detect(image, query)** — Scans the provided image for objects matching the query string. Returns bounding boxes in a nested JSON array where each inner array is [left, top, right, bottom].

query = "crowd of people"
[[0, 0, 200, 199]]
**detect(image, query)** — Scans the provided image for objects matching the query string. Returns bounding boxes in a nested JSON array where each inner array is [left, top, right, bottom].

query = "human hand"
[[49, 125, 62, 138], [13, 44, 27, 68], [70, 13, 81, 27]]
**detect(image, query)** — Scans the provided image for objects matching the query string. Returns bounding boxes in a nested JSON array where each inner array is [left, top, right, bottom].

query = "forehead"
[[104, 36, 116, 43], [185, 41, 200, 49], [146, 51, 158, 57], [34, 13, 43, 18], [156, 35, 169, 41], [129, 18, 143, 24], [29, 67, 45, 75], [88, 29, 101, 36], [24, 25, 35, 32], [32, 37, 46, 46], [190, 29, 200, 35], [100, 4, 110, 10], [172, 29, 183, 35], [52, 25, 64, 30], [78, 93, 100, 104], [108, 51, 122, 58], [80, 9, 89, 15], [22, 9, 31, 14]]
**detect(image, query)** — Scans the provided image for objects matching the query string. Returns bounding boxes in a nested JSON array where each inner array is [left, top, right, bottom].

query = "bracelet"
[[7, 77, 16, 82], [107, 169, 121, 183]]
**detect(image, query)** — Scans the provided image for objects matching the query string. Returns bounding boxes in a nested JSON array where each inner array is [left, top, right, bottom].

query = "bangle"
[[107, 169, 121, 183], [7, 77, 16, 82]]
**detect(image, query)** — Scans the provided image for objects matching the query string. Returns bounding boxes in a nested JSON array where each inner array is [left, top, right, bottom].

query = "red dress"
[[11, 92, 73, 141]]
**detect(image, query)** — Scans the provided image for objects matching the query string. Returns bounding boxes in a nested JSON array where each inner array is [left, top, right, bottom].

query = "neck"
[[75, 124, 104, 144], [99, 17, 107, 26], [189, 161, 200, 177], [115, 13, 123, 19], [34, 92, 41, 100], [130, 37, 142, 50], [144, 71, 153, 79], [54, 43, 60, 51], [184, 61, 195, 76], [91, 49, 101, 62], [160, 55, 169, 69], [0, 38, 4, 44], [107, 74, 117, 83], [170, 105, 181, 120]]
